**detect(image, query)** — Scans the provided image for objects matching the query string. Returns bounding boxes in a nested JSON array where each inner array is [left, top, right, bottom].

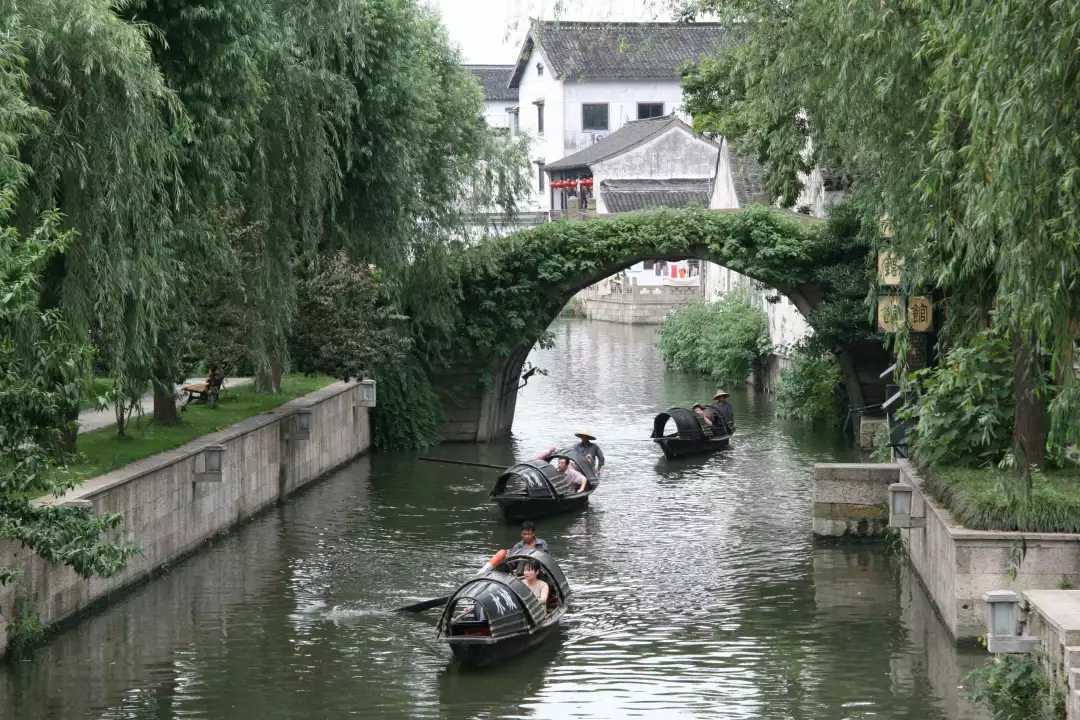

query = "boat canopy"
[[437, 571, 546, 640], [489, 447, 597, 499], [651, 408, 708, 440], [499, 548, 571, 601]]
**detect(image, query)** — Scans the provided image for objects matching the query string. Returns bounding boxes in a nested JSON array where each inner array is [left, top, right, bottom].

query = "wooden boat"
[[488, 447, 598, 521], [651, 407, 732, 459], [437, 548, 571, 667]]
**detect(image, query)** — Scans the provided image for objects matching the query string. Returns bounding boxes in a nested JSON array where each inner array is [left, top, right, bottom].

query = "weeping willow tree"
[[678, 0, 1080, 481]]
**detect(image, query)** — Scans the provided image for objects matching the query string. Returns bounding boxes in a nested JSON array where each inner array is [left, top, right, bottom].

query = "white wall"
[[515, 46, 565, 211], [702, 141, 812, 358], [482, 100, 513, 129], [560, 80, 689, 157], [591, 125, 717, 183]]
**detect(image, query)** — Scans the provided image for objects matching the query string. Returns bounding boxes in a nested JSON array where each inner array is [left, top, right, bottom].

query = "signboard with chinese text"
[[877, 250, 904, 286], [877, 296, 904, 332], [907, 296, 933, 332], [907, 333, 928, 369]]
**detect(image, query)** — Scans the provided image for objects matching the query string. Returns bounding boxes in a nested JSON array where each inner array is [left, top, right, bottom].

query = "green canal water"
[[1, 319, 987, 719]]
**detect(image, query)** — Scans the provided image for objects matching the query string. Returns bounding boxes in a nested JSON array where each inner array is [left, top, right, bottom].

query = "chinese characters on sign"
[[877, 250, 904, 286], [907, 296, 933, 332], [877, 296, 904, 332]]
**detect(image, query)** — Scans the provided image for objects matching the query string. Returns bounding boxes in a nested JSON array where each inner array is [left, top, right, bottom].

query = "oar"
[[417, 457, 508, 471], [395, 549, 508, 613]]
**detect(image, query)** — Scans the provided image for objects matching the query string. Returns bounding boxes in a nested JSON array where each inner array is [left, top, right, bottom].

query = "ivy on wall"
[[413, 203, 875, 378]]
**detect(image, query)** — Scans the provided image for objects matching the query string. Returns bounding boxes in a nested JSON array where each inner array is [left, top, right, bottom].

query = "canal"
[[1, 319, 986, 719]]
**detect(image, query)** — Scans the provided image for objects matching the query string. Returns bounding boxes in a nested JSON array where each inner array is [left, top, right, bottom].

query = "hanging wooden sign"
[[877, 295, 904, 332], [907, 296, 933, 332], [877, 250, 904, 286], [907, 333, 929, 369]]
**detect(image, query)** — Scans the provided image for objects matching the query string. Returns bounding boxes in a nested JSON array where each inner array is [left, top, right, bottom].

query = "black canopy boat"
[[651, 406, 732, 459], [437, 548, 571, 667], [488, 447, 598, 521]]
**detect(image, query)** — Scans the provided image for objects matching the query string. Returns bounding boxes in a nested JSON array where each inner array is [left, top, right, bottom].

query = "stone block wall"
[[812, 463, 899, 539], [898, 460, 1080, 639], [1022, 590, 1080, 719], [0, 381, 370, 658]]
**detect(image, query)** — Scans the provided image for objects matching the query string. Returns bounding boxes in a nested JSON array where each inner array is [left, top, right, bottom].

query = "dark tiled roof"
[[726, 145, 769, 205], [547, 115, 713, 172], [510, 21, 733, 88], [600, 179, 711, 213], [466, 65, 517, 102]]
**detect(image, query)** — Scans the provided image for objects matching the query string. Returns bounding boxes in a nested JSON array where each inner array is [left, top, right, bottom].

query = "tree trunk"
[[1011, 329, 1045, 483], [61, 403, 80, 455], [152, 381, 180, 425], [256, 355, 284, 393]]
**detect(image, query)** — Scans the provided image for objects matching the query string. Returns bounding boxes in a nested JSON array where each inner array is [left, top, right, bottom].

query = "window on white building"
[[536, 102, 544, 135], [538, 162, 545, 192], [509, 108, 519, 136], [536, 63, 544, 77], [638, 102, 664, 119], [582, 104, 609, 131]]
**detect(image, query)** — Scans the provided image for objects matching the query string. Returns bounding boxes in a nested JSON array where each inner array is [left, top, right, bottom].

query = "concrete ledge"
[[812, 463, 898, 539], [898, 459, 1080, 640], [0, 380, 371, 658]]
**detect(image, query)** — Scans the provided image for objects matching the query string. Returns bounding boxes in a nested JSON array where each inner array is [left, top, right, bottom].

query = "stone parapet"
[[812, 463, 899, 539], [0, 381, 371, 658], [897, 460, 1080, 640]]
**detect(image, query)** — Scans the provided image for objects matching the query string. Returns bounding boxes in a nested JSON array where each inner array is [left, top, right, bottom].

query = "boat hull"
[[448, 615, 562, 667], [654, 434, 730, 459], [493, 491, 591, 522]]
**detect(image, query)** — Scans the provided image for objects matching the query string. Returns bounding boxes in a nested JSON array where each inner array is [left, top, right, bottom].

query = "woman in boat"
[[712, 390, 735, 433], [521, 560, 549, 606], [573, 429, 605, 473]]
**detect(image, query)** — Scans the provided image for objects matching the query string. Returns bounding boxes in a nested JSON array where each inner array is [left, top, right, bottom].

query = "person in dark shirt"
[[712, 389, 735, 434], [573, 429, 605, 473], [511, 521, 550, 554]]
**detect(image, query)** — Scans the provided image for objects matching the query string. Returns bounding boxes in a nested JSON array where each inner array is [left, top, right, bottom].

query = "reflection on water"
[[0, 319, 986, 719]]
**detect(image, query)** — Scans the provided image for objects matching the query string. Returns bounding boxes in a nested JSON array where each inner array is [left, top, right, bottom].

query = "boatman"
[[512, 521, 550, 554], [573, 429, 605, 473], [712, 389, 735, 434]]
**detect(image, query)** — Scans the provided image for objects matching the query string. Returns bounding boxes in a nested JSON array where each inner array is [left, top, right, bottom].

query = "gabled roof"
[[545, 115, 717, 173], [600, 179, 712, 213], [465, 65, 517, 102], [509, 21, 733, 89]]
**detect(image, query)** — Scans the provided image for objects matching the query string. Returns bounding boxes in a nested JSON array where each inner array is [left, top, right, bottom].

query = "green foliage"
[[679, 0, 1080, 466], [289, 250, 411, 382], [4, 575, 45, 657], [922, 466, 1080, 533], [371, 354, 440, 451], [0, 198, 139, 585], [658, 290, 770, 385], [968, 652, 1065, 720], [900, 332, 1017, 468], [414, 205, 866, 372], [773, 345, 845, 425]]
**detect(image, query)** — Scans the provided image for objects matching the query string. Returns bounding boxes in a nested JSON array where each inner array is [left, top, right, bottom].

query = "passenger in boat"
[[555, 457, 588, 493], [511, 521, 550, 554], [691, 404, 714, 432], [521, 560, 550, 606], [573, 429, 605, 473], [713, 390, 735, 433]]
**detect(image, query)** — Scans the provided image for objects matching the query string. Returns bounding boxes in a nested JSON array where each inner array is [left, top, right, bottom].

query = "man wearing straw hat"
[[711, 389, 735, 434], [572, 429, 605, 473]]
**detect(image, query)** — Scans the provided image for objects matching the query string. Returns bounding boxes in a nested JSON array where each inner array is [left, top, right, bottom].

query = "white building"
[[505, 21, 733, 211], [465, 65, 516, 129]]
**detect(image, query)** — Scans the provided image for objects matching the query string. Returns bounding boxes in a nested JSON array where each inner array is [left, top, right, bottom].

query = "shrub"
[[774, 345, 845, 424], [371, 353, 441, 451], [658, 289, 771, 385]]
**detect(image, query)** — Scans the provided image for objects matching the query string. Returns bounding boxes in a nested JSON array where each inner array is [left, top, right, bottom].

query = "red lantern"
[[554, 181, 564, 189]]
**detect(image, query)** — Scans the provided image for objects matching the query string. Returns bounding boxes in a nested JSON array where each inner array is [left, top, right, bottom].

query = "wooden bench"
[[180, 366, 228, 410]]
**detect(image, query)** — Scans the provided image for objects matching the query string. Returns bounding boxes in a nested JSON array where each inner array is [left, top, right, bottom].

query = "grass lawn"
[[66, 374, 336, 483], [80, 378, 120, 410], [923, 465, 1080, 533]]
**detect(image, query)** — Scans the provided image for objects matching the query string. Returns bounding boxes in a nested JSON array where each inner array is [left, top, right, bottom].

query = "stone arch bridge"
[[430, 206, 891, 442]]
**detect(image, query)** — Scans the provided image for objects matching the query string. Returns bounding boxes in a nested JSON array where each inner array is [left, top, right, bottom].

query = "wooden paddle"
[[417, 457, 508, 471], [395, 550, 508, 613]]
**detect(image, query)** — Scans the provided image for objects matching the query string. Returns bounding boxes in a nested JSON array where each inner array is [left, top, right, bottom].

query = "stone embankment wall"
[[1023, 590, 1080, 720], [0, 381, 370, 658], [812, 463, 898, 539]]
